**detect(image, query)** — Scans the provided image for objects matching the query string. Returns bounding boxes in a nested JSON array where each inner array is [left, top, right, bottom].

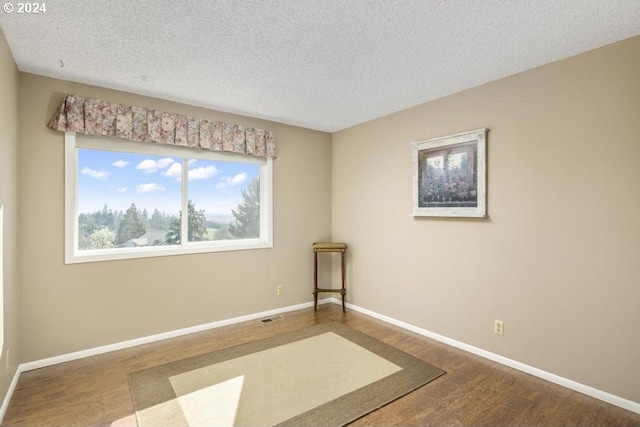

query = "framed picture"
[[412, 128, 487, 217]]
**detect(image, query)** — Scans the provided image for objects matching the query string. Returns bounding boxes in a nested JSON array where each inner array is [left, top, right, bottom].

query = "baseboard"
[[20, 300, 328, 372], [5, 296, 638, 420], [0, 365, 23, 422], [2, 299, 336, 423], [330, 298, 640, 415]]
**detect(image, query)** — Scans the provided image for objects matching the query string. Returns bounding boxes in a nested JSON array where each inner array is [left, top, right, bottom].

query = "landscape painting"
[[412, 129, 487, 217]]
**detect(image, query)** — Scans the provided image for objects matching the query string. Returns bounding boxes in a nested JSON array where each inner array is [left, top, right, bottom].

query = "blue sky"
[[77, 148, 259, 218]]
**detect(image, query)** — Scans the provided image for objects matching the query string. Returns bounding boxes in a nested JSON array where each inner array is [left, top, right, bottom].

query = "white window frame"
[[64, 132, 273, 264], [0, 205, 4, 354]]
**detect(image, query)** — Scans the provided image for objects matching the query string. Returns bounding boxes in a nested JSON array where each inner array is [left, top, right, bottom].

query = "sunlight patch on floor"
[[174, 375, 245, 427], [109, 413, 137, 427]]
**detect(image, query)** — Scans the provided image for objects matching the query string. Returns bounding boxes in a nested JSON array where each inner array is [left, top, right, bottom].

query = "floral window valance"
[[47, 94, 276, 158]]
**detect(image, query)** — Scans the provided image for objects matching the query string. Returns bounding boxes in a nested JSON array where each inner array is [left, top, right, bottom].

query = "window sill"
[[65, 240, 272, 264]]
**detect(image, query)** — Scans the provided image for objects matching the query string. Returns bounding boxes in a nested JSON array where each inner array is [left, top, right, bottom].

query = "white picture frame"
[[412, 129, 487, 217]]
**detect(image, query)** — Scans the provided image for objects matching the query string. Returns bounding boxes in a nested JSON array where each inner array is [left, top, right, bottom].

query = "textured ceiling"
[[1, 1, 639, 132]]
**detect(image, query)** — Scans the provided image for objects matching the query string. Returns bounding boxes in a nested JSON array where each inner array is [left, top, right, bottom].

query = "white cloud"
[[136, 183, 165, 193], [215, 172, 247, 189], [81, 167, 109, 180], [116, 186, 128, 193], [163, 163, 219, 182], [136, 158, 175, 173], [189, 165, 219, 181], [112, 160, 130, 168], [163, 162, 182, 180]]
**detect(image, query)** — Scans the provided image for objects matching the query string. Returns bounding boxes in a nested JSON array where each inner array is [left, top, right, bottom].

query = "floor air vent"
[[260, 315, 284, 324]]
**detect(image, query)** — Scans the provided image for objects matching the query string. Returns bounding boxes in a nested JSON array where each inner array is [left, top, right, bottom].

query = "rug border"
[[274, 323, 445, 427], [129, 322, 445, 427]]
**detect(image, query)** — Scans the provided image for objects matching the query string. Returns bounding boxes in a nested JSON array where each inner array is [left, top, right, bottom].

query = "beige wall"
[[9, 32, 640, 406], [0, 31, 20, 396], [18, 74, 332, 362], [332, 36, 640, 402]]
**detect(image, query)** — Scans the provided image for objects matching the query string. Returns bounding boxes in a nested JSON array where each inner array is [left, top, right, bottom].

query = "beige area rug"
[[129, 322, 445, 427]]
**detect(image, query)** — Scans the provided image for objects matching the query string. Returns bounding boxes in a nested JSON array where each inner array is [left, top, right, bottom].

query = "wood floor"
[[3, 303, 640, 427]]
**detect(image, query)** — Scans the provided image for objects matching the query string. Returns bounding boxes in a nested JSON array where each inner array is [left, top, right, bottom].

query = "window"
[[0, 205, 4, 353], [65, 132, 272, 263]]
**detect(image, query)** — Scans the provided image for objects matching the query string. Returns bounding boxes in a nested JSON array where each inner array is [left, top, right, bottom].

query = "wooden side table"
[[312, 242, 347, 312]]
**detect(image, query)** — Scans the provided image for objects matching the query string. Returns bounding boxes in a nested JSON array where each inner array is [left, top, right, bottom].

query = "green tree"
[[78, 212, 97, 236], [114, 210, 124, 233], [165, 219, 180, 245], [116, 203, 146, 245], [78, 205, 117, 249], [88, 227, 116, 249], [150, 209, 164, 229], [228, 178, 260, 239], [141, 208, 150, 229], [188, 202, 208, 242], [165, 200, 208, 244], [164, 213, 176, 229], [213, 223, 232, 241], [96, 204, 114, 230]]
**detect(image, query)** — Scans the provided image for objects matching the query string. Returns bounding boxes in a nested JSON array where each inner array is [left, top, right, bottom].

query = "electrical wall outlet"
[[494, 320, 504, 336], [276, 285, 283, 296]]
